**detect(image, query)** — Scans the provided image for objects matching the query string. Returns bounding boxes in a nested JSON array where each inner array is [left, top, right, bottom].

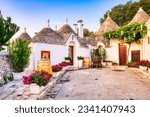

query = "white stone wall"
[[30, 43, 68, 70], [106, 39, 141, 63], [142, 37, 150, 60], [142, 21, 150, 61], [106, 39, 119, 63], [66, 34, 90, 66]]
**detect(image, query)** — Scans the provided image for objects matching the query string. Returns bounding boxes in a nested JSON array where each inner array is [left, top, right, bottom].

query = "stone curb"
[[128, 67, 150, 79], [14, 66, 78, 100]]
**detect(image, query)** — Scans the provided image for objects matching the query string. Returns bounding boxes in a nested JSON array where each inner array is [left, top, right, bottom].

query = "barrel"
[[36, 59, 52, 74], [83, 57, 90, 68]]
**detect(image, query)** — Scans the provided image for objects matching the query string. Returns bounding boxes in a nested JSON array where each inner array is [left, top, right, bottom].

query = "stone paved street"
[[44, 68, 150, 100]]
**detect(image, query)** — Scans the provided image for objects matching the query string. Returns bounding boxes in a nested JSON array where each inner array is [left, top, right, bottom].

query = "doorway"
[[69, 46, 74, 65], [119, 44, 127, 65]]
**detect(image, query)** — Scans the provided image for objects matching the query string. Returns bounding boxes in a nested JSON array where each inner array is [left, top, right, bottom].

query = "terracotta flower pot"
[[139, 65, 147, 71]]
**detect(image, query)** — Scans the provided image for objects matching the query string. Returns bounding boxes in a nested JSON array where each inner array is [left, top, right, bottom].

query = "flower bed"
[[22, 71, 53, 94], [59, 61, 71, 67], [52, 65, 63, 72], [136, 60, 149, 71]]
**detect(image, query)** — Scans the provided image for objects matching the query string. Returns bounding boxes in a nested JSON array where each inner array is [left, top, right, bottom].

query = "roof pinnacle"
[[65, 18, 68, 24], [139, 7, 143, 12], [24, 27, 26, 32], [47, 19, 50, 28], [107, 11, 110, 19]]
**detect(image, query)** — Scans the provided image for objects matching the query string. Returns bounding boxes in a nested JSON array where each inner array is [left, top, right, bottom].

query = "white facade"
[[66, 34, 91, 67], [29, 43, 68, 70]]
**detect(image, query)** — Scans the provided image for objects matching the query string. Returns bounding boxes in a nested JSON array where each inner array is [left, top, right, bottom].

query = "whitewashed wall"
[[106, 39, 119, 63], [142, 21, 150, 61], [142, 37, 150, 60], [106, 39, 141, 64], [66, 34, 90, 66], [30, 43, 68, 70]]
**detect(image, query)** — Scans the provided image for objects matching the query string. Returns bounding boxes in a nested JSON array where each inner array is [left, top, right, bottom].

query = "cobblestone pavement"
[[44, 68, 150, 100]]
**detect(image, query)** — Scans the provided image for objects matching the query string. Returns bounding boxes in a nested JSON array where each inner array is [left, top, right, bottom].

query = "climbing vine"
[[103, 23, 147, 62], [103, 23, 147, 43]]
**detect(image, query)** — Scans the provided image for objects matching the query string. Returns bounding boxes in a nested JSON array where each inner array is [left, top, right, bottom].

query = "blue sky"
[[0, 0, 138, 37]]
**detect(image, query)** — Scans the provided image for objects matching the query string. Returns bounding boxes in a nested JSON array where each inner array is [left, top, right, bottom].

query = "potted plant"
[[147, 62, 150, 74], [126, 61, 137, 68], [105, 60, 112, 66], [77, 56, 84, 68], [64, 56, 71, 63], [136, 60, 149, 71], [22, 71, 53, 94], [90, 49, 102, 67], [112, 61, 118, 66]]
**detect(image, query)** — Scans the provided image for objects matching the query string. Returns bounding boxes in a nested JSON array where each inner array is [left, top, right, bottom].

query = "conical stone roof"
[[32, 28, 64, 45], [18, 31, 32, 41], [95, 15, 119, 36], [57, 24, 75, 42], [130, 7, 150, 23], [95, 14, 119, 47]]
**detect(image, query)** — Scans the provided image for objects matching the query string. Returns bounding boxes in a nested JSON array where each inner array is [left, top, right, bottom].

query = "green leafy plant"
[[77, 56, 84, 60], [3, 74, 14, 84], [103, 23, 147, 62], [126, 61, 137, 67], [91, 49, 101, 57], [65, 56, 71, 60], [112, 61, 118, 65], [0, 11, 19, 50], [8, 39, 31, 72], [22, 71, 53, 86]]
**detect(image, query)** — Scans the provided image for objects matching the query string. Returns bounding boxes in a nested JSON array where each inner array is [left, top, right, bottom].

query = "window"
[[148, 37, 150, 44], [41, 51, 50, 59]]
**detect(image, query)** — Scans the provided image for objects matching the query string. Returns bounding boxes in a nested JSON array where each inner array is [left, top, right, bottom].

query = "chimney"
[[77, 20, 84, 38], [73, 24, 78, 34]]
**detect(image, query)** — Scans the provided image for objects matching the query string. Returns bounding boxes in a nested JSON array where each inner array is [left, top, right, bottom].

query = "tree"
[[0, 11, 19, 50], [100, 0, 150, 26], [103, 23, 147, 62], [84, 28, 94, 37], [8, 39, 31, 72]]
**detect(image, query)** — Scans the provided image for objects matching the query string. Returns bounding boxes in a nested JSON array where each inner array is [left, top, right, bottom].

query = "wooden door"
[[69, 46, 74, 65], [131, 50, 140, 62], [119, 44, 127, 65]]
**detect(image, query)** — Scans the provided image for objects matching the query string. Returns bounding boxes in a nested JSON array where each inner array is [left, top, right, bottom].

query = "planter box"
[[65, 60, 70, 63], [53, 72, 60, 78], [78, 60, 83, 68], [23, 85, 30, 91], [102, 62, 106, 66], [148, 68, 150, 74], [139, 66, 147, 71], [107, 62, 112, 67], [30, 84, 44, 95]]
